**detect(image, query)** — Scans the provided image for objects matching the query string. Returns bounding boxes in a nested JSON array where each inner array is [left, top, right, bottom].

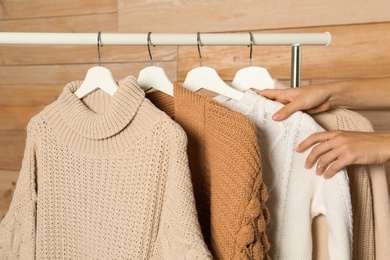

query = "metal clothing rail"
[[0, 32, 331, 46], [0, 32, 332, 87]]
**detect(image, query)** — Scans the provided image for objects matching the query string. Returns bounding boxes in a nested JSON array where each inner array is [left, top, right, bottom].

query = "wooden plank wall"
[[1, 0, 390, 219]]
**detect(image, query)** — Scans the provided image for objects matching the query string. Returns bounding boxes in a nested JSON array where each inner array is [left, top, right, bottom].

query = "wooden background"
[[1, 0, 390, 219]]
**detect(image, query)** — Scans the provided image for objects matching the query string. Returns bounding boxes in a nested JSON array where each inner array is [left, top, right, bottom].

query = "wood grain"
[[0, 0, 117, 20], [1, 0, 389, 216], [118, 0, 390, 33], [177, 23, 390, 81], [354, 109, 390, 133], [0, 45, 177, 65], [0, 130, 26, 171], [0, 84, 63, 129], [0, 61, 177, 130], [0, 61, 177, 85], [0, 170, 19, 220], [0, 13, 117, 33]]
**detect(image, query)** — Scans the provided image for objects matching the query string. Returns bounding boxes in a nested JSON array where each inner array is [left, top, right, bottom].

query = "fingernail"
[[323, 172, 331, 179], [295, 145, 301, 152], [304, 162, 309, 169], [272, 113, 281, 121]]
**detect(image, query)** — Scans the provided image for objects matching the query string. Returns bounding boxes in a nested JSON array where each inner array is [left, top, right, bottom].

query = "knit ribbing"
[[225, 91, 353, 259], [146, 84, 270, 259], [41, 77, 160, 155], [58, 76, 144, 139], [0, 76, 212, 259]]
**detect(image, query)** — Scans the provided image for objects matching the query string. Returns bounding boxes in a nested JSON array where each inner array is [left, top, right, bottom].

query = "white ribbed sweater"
[[225, 91, 353, 260], [0, 76, 211, 259]]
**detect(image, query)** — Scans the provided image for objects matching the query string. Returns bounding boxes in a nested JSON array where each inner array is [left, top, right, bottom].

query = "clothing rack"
[[0, 32, 332, 87]]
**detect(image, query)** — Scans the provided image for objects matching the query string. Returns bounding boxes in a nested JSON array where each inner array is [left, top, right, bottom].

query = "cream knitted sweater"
[[225, 91, 353, 260], [0, 76, 212, 259]]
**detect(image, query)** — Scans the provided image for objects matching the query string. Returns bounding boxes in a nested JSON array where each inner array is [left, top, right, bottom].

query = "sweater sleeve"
[[312, 170, 353, 260], [0, 119, 38, 260], [150, 126, 212, 259]]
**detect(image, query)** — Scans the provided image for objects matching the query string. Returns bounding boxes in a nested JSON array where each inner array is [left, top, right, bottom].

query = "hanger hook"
[[147, 32, 155, 66], [197, 32, 203, 67], [97, 31, 103, 66], [249, 32, 254, 66]]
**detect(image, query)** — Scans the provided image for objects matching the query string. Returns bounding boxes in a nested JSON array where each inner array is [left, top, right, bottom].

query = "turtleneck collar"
[[57, 76, 145, 140], [39, 75, 154, 154]]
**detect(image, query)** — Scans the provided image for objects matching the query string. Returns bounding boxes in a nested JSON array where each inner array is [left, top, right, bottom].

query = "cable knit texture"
[[146, 84, 270, 260], [0, 76, 212, 260], [225, 91, 353, 260]]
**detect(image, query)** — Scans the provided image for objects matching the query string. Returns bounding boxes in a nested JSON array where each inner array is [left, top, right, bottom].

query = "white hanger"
[[75, 32, 118, 99], [231, 32, 274, 92], [137, 32, 173, 96], [182, 32, 244, 101]]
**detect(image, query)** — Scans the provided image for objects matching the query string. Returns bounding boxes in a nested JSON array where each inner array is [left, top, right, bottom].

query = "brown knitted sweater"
[[147, 84, 270, 259], [0, 76, 212, 259]]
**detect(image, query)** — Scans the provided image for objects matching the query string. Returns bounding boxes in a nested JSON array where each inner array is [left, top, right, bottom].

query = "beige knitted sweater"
[[313, 108, 375, 259], [0, 76, 212, 259], [146, 84, 270, 260]]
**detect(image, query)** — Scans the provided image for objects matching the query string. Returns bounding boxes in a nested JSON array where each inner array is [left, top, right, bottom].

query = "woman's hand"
[[296, 131, 390, 179], [257, 84, 337, 121]]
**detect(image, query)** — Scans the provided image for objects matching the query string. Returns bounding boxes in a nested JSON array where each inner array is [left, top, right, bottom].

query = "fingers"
[[304, 103, 332, 115], [257, 89, 305, 121], [314, 147, 339, 177], [304, 140, 343, 179], [296, 132, 347, 179], [271, 102, 301, 121], [257, 89, 283, 100], [304, 140, 334, 169], [257, 89, 289, 121], [322, 159, 346, 179], [297, 132, 352, 179], [316, 152, 351, 179], [296, 132, 332, 153]]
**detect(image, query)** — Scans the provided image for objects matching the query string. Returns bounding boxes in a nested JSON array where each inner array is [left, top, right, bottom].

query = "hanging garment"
[[146, 84, 270, 260], [366, 164, 390, 259], [273, 79, 382, 259], [313, 107, 390, 259], [224, 90, 353, 260], [0, 76, 212, 260]]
